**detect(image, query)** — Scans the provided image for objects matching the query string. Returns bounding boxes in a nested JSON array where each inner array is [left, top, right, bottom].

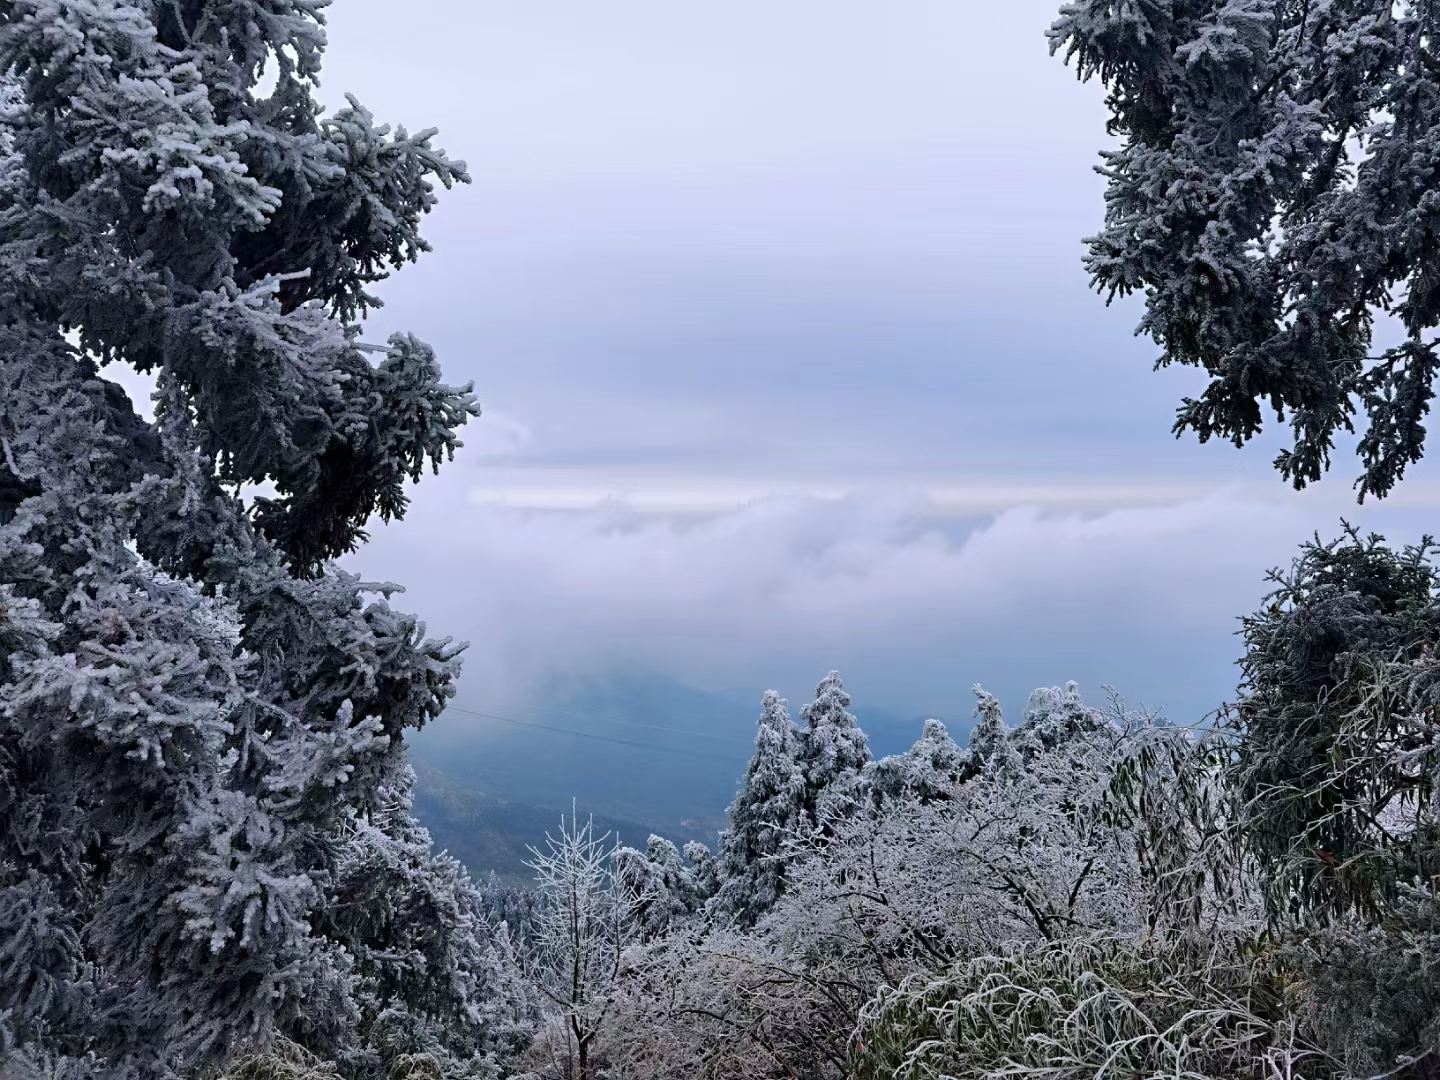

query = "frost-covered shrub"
[[1213, 530, 1440, 1074], [208, 1039, 343, 1080], [1281, 887, 1440, 1080], [1228, 529, 1440, 925], [851, 936, 1329, 1080]]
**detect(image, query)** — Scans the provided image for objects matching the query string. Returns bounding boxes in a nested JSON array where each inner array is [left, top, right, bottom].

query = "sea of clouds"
[[347, 469, 1440, 728]]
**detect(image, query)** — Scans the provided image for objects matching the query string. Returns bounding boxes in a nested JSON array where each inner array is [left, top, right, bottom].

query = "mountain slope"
[[410, 762, 711, 885], [407, 672, 960, 870]]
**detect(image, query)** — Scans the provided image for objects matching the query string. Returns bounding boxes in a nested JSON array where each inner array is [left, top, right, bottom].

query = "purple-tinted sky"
[[133, 0, 1440, 729]]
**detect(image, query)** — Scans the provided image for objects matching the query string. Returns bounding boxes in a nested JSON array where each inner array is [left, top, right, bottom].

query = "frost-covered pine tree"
[[713, 690, 808, 926], [866, 717, 972, 807], [1012, 680, 1105, 760], [1051, 0, 1440, 497], [967, 685, 1023, 777], [0, 0, 487, 1074], [318, 768, 536, 1075], [711, 676, 872, 925], [614, 834, 711, 939], [799, 671, 871, 822]]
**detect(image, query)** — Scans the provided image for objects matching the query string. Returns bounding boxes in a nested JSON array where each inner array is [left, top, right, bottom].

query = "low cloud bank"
[[347, 481, 1436, 727]]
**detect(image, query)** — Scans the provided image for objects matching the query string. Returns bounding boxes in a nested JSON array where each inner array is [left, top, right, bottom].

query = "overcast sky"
[[280, 0, 1440, 730]]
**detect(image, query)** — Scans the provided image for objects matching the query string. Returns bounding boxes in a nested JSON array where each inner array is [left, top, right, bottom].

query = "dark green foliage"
[[1228, 528, 1440, 924], [1284, 889, 1440, 1078]]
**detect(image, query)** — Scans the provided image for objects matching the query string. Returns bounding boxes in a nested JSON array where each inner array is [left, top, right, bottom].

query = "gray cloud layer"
[[213, 1, 1440, 732], [348, 475, 1440, 729]]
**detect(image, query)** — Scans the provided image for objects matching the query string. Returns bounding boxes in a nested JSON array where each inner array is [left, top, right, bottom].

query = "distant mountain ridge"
[[410, 763, 710, 886]]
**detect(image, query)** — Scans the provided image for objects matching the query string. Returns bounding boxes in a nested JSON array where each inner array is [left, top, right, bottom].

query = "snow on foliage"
[[522, 808, 636, 1080], [9, 0, 1440, 1074], [1219, 529, 1440, 1076], [0, 1, 530, 1076], [579, 676, 1199, 1079], [580, 530, 1440, 1080], [1229, 527, 1440, 923], [852, 936, 1322, 1080], [864, 716, 969, 809], [712, 690, 808, 926], [1051, 0, 1440, 497], [799, 671, 871, 821], [707, 673, 874, 928], [614, 835, 713, 940]]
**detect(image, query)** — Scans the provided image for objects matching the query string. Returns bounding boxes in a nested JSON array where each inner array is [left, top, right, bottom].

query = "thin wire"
[[455, 698, 755, 743], [444, 705, 746, 763]]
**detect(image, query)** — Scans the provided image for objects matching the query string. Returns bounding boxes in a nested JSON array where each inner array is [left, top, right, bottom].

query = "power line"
[[444, 705, 746, 763], [456, 698, 755, 744]]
